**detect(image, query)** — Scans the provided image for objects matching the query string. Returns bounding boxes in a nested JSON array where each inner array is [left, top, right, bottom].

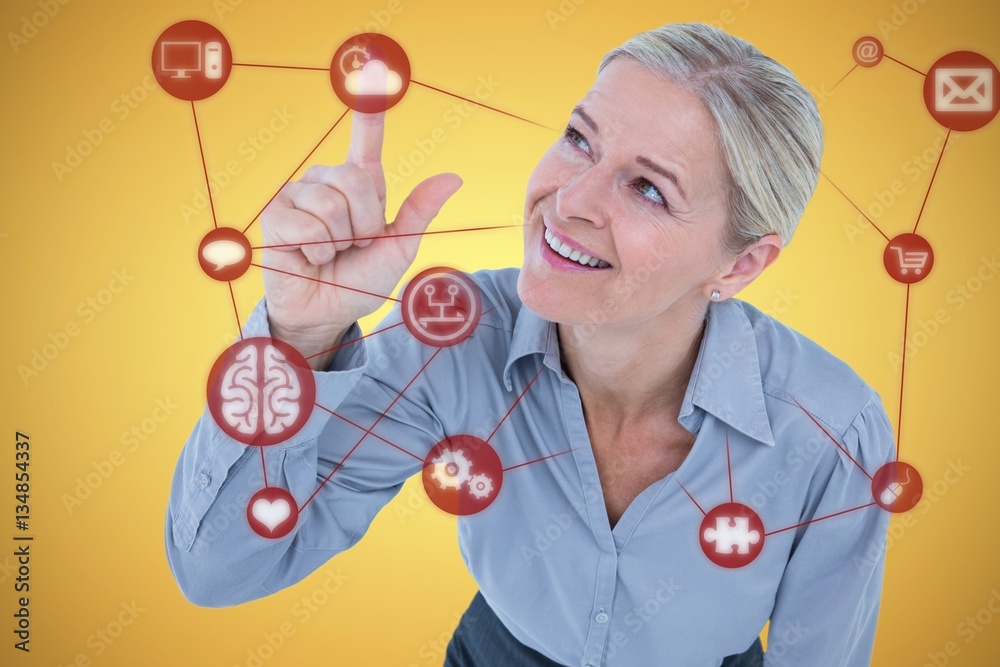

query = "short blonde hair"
[[599, 22, 823, 254]]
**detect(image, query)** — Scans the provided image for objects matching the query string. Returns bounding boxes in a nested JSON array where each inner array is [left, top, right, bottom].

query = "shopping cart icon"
[[889, 244, 929, 275]]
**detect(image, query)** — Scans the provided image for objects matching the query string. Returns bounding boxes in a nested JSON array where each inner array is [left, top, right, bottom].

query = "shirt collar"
[[502, 298, 776, 447]]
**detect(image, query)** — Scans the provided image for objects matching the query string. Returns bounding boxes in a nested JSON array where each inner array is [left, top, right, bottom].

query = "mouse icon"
[[879, 469, 912, 506]]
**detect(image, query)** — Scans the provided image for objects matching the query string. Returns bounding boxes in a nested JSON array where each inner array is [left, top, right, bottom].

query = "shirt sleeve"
[[164, 294, 446, 607], [764, 390, 896, 666]]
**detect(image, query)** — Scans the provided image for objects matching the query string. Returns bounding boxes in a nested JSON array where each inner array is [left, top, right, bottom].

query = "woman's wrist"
[[267, 317, 353, 372]]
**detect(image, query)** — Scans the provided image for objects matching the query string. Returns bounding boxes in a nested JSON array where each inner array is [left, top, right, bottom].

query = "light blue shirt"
[[166, 267, 895, 667]]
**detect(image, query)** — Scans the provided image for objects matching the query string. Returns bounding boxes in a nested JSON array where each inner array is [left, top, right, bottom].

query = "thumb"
[[389, 173, 463, 248]]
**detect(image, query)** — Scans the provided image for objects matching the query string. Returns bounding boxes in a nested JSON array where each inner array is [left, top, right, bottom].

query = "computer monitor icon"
[[152, 22, 229, 100], [161, 41, 202, 79]]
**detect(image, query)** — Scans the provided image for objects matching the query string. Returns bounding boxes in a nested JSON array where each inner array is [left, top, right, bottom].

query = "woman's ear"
[[715, 233, 783, 294]]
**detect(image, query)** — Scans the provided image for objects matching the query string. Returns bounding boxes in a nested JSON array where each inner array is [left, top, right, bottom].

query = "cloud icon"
[[202, 239, 246, 271], [345, 59, 402, 96]]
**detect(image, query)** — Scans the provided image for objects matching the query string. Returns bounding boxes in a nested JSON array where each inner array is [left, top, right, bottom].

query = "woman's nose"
[[554, 163, 609, 228]]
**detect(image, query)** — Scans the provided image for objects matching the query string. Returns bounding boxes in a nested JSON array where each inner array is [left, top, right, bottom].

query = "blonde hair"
[[598, 22, 823, 254]]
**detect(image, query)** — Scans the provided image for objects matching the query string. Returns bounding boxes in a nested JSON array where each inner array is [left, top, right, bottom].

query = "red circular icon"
[[872, 462, 923, 513], [883, 233, 933, 284], [402, 267, 482, 347], [699, 503, 765, 568], [152, 21, 232, 101], [207, 337, 316, 446], [422, 435, 503, 516], [852, 36, 884, 68], [247, 487, 299, 538], [329, 34, 411, 113], [198, 227, 252, 281], [923, 51, 999, 131]]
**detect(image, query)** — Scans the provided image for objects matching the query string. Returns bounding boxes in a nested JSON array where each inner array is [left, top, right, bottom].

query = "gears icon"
[[422, 436, 504, 516], [468, 474, 494, 500], [428, 447, 496, 501], [430, 447, 473, 490]]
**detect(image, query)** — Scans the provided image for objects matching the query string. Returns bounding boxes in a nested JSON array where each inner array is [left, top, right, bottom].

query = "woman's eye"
[[563, 123, 667, 210], [634, 178, 667, 208], [563, 124, 591, 154]]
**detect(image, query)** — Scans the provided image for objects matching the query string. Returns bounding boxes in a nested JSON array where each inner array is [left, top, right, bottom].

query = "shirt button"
[[199, 472, 211, 488], [595, 611, 609, 624]]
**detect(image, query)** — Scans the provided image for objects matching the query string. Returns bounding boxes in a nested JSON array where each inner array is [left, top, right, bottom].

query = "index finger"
[[347, 108, 386, 212], [347, 108, 385, 180]]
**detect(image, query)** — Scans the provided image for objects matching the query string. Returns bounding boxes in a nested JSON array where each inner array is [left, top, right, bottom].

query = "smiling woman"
[[167, 21, 894, 667]]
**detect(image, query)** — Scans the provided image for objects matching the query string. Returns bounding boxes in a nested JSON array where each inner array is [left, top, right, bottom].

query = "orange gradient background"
[[2, 0, 998, 665]]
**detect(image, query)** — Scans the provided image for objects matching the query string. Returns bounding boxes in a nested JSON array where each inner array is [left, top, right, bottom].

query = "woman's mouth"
[[540, 226, 612, 272]]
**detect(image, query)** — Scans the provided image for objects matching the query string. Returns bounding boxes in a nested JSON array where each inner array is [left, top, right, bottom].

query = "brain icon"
[[219, 344, 259, 435], [208, 338, 315, 446], [260, 344, 302, 433]]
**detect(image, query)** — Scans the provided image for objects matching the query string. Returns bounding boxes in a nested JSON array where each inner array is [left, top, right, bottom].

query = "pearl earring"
[[710, 289, 721, 300]]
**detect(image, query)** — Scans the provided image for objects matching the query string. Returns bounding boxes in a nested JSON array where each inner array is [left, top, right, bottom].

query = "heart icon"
[[252, 498, 290, 532]]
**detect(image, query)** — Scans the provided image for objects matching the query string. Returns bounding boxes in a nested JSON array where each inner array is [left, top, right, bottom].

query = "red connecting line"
[[242, 108, 350, 235], [300, 347, 443, 511], [196, 48, 938, 545], [190, 101, 218, 230], [676, 407, 881, 537]]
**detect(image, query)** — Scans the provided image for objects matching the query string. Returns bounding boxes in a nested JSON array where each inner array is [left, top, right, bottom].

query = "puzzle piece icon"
[[703, 516, 761, 555]]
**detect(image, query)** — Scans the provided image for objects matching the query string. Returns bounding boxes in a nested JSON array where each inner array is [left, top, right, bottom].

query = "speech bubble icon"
[[198, 227, 252, 282], [203, 239, 246, 271]]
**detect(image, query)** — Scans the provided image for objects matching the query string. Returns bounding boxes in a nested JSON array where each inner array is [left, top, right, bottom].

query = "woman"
[[167, 23, 895, 666]]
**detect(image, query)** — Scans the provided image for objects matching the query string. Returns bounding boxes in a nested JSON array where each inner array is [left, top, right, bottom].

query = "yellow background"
[[2, 0, 999, 664]]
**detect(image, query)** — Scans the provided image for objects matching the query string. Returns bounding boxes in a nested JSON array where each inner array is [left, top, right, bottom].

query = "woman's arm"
[[764, 391, 896, 666], [164, 294, 444, 607]]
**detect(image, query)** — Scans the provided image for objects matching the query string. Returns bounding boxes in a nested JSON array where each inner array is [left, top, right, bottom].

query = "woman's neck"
[[557, 299, 708, 424]]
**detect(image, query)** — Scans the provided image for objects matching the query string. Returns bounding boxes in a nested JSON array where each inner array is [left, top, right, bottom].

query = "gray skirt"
[[443, 591, 764, 667]]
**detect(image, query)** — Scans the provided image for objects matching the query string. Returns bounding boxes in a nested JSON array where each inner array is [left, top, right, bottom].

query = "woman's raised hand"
[[260, 106, 463, 369]]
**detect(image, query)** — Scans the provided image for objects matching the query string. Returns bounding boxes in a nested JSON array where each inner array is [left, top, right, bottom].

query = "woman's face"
[[517, 57, 734, 327]]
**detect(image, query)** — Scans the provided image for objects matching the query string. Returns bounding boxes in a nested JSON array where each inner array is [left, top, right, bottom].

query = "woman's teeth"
[[544, 228, 610, 268]]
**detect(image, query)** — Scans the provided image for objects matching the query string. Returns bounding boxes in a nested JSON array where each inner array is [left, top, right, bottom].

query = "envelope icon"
[[935, 68, 993, 112]]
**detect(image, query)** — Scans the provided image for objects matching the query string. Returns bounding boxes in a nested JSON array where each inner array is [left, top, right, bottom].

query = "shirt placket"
[[557, 375, 619, 667]]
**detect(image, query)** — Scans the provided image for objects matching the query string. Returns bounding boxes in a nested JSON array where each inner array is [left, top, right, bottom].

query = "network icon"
[[153, 19, 568, 537], [156, 21, 981, 558], [670, 33, 994, 559], [402, 267, 483, 347]]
